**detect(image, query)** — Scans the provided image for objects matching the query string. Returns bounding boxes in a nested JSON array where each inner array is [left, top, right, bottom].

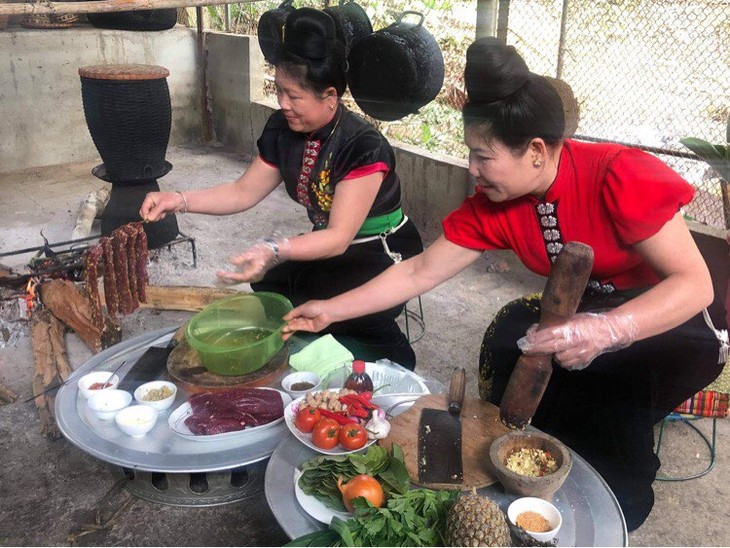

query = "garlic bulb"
[[365, 409, 391, 440]]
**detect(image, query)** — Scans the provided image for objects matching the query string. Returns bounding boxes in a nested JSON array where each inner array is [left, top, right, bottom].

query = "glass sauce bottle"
[[344, 360, 373, 393]]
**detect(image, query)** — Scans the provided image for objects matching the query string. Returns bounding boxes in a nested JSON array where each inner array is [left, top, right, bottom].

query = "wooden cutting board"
[[378, 394, 511, 490]]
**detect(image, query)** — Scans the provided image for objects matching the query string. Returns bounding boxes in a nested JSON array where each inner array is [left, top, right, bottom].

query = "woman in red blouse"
[[139, 8, 423, 368], [284, 37, 725, 530]]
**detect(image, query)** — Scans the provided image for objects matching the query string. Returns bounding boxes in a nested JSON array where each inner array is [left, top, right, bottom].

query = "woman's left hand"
[[517, 312, 638, 370], [216, 239, 287, 284]]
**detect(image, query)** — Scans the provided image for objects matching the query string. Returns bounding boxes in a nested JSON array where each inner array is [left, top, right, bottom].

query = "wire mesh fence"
[[199, 0, 729, 229]]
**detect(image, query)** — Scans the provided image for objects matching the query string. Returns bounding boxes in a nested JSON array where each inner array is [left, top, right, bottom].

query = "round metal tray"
[[55, 326, 290, 473], [265, 409, 628, 547]]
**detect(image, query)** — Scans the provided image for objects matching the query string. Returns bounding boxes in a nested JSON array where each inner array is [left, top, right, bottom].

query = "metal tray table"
[[265, 402, 629, 547], [55, 326, 289, 473]]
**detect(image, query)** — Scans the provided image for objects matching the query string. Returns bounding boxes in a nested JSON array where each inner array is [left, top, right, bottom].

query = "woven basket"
[[80, 71, 172, 183], [22, 13, 78, 29]]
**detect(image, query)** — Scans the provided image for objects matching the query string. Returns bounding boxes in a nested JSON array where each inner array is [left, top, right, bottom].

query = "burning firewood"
[[39, 279, 121, 353], [30, 309, 71, 439]]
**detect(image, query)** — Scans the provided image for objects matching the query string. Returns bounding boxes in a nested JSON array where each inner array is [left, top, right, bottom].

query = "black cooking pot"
[[323, 0, 372, 56], [347, 11, 444, 121], [257, 0, 295, 64]]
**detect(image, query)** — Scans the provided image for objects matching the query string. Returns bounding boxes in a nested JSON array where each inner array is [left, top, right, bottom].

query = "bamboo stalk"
[[0, 0, 256, 17]]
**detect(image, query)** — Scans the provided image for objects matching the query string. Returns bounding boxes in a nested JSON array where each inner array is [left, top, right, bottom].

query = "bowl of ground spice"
[[488, 431, 572, 501], [507, 496, 562, 542], [134, 380, 178, 411]]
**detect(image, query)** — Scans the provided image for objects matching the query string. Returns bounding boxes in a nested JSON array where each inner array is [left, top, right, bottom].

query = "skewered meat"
[[100, 237, 118, 320], [131, 222, 149, 303], [83, 244, 104, 325], [120, 225, 139, 311], [111, 228, 134, 315], [83, 222, 150, 319], [184, 388, 285, 435]]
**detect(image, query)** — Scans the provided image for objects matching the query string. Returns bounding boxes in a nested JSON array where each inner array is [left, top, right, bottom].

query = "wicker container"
[[21, 13, 78, 29], [79, 64, 172, 184]]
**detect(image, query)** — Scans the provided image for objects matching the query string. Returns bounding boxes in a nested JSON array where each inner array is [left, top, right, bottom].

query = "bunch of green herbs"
[[286, 488, 459, 547]]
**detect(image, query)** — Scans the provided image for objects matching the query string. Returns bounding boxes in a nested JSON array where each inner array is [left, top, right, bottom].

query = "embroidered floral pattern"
[[535, 201, 563, 263], [535, 200, 614, 294], [312, 152, 334, 212], [296, 139, 320, 208]]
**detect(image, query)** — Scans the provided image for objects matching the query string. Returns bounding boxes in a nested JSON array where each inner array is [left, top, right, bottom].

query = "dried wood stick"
[[31, 309, 63, 440], [0, 383, 18, 404]]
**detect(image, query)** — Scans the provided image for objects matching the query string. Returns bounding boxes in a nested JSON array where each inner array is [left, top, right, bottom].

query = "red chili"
[[319, 409, 357, 425]]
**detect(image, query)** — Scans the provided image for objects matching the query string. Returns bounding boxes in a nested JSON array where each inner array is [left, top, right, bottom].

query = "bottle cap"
[[352, 360, 366, 374]]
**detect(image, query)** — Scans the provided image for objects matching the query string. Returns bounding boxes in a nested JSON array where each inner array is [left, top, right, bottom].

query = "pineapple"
[[445, 488, 511, 547]]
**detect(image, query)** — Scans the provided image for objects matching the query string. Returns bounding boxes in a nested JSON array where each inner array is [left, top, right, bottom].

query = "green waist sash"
[[356, 208, 404, 237]]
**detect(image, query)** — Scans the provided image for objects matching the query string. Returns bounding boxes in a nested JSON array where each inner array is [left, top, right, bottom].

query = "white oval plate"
[[293, 469, 350, 524], [284, 393, 377, 455], [168, 388, 292, 442]]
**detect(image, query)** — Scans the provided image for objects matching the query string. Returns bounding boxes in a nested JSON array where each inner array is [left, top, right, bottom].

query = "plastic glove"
[[216, 238, 290, 284], [281, 300, 333, 340], [517, 312, 638, 370]]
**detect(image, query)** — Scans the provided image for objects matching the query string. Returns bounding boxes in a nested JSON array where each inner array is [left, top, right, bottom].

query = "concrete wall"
[[205, 32, 267, 154], [206, 34, 471, 243], [0, 26, 202, 172]]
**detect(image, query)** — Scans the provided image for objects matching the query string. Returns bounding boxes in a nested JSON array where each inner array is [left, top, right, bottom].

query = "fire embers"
[[84, 222, 149, 322]]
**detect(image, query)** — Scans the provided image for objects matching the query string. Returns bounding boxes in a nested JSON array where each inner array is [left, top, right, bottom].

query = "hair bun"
[[464, 37, 530, 104], [283, 8, 337, 61]]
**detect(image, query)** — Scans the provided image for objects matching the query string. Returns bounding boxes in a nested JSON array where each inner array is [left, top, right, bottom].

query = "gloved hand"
[[282, 300, 333, 340], [517, 312, 638, 370], [216, 238, 291, 284]]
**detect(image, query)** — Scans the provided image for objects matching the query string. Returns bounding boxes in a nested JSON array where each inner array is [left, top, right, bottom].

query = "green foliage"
[[681, 116, 730, 182], [285, 488, 460, 547]]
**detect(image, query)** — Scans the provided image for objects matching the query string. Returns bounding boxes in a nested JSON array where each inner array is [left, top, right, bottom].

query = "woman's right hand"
[[282, 301, 333, 340], [139, 191, 184, 222]]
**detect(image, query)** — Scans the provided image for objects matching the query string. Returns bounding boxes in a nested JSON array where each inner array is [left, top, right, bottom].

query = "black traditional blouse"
[[257, 105, 402, 229]]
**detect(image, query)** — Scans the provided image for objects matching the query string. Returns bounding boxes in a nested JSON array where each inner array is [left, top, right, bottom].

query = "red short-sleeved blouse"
[[442, 139, 694, 291]]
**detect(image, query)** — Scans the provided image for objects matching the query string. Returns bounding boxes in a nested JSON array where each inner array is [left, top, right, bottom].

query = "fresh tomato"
[[311, 418, 341, 450], [295, 406, 322, 433], [338, 423, 368, 450]]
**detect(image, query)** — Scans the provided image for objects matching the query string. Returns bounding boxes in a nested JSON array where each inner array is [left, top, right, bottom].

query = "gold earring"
[[329, 105, 335, 111], [533, 159, 542, 168]]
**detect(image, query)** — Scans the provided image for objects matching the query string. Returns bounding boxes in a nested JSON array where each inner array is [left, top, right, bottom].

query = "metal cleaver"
[[418, 367, 466, 485], [117, 336, 179, 392]]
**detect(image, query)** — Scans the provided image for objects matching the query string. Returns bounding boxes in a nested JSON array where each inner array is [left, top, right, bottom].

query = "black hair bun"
[[464, 37, 530, 104], [283, 8, 338, 61]]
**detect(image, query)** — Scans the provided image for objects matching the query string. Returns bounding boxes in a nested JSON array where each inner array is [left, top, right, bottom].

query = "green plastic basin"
[[185, 292, 293, 376]]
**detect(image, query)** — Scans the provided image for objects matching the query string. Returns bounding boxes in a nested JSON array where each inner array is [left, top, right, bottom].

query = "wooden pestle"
[[499, 242, 594, 430]]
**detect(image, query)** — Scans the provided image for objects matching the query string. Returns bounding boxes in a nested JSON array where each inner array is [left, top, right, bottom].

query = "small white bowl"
[[115, 405, 158, 437], [281, 371, 322, 398], [134, 381, 178, 411], [87, 389, 132, 421], [507, 496, 562, 542], [77, 371, 120, 399]]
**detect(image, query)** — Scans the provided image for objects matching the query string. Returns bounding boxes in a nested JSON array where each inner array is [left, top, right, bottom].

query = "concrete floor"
[[1, 144, 729, 546]]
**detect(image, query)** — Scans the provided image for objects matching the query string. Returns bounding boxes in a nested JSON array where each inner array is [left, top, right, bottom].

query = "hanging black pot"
[[347, 11, 444, 121], [257, 0, 296, 64], [87, 8, 177, 31], [323, 0, 372, 57]]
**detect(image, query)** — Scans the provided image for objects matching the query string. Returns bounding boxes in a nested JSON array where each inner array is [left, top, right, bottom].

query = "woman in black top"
[[139, 8, 423, 368]]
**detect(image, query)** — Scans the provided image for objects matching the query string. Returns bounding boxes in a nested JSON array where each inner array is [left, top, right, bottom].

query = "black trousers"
[[251, 219, 423, 370], [479, 294, 723, 531]]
